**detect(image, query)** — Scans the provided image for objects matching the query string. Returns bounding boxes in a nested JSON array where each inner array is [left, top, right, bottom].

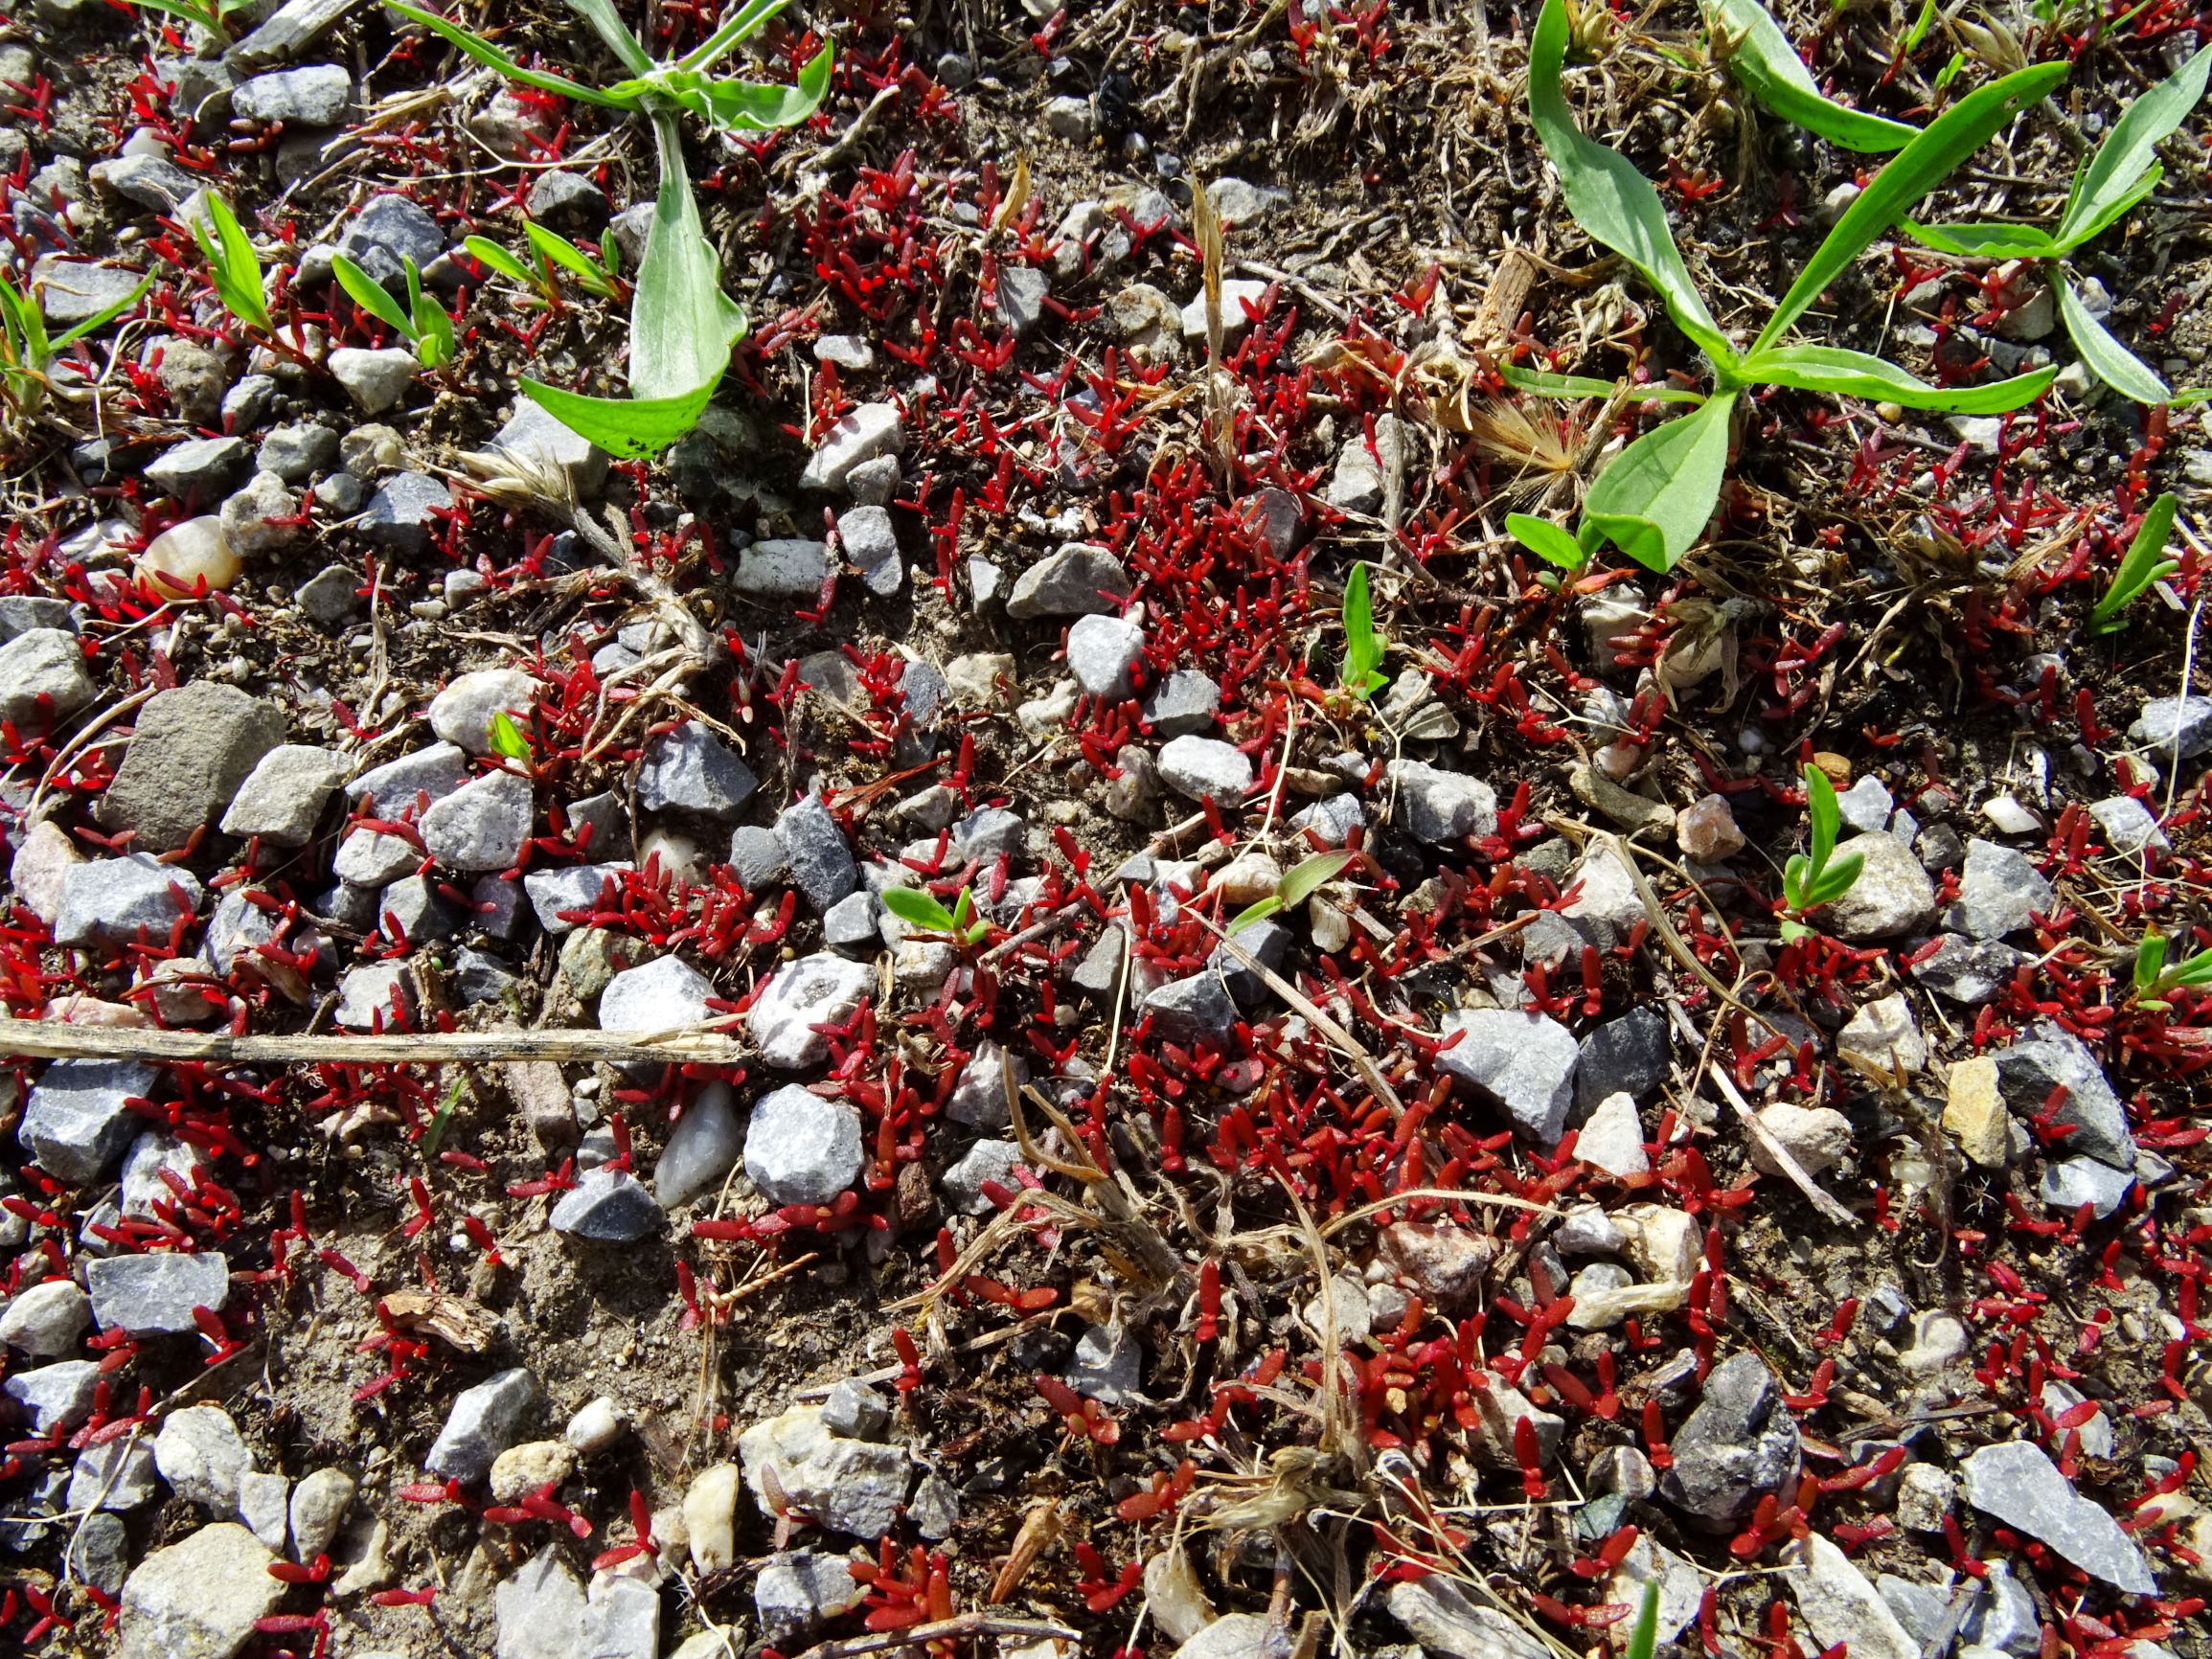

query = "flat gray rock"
[[1959, 1441, 2153, 1593], [1437, 1009, 1578, 1144], [55, 852, 205, 947], [86, 1251, 230, 1335], [117, 1522, 282, 1659], [549, 1168, 660, 1242], [1005, 542, 1129, 619], [21, 1059, 161, 1182], [425, 1367, 537, 1484], [744, 1083, 862, 1205], [420, 768, 533, 872], [636, 721, 757, 819], [219, 744, 352, 846], [1657, 1352, 1800, 1531], [1944, 838, 2055, 940], [96, 682, 285, 853]]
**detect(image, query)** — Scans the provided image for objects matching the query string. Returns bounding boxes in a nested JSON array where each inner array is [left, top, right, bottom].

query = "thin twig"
[[0, 1020, 749, 1068]]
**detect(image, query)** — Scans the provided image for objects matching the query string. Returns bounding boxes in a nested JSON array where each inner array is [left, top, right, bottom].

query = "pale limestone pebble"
[[1943, 1056, 2010, 1169], [1749, 1102, 1854, 1179], [137, 515, 240, 598], [9, 819, 82, 923]]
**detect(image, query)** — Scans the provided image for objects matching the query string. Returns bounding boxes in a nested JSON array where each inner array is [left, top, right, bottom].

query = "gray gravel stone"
[[776, 794, 858, 911], [837, 504, 901, 594], [327, 346, 420, 414], [755, 1551, 869, 1648], [219, 744, 350, 846], [1140, 669, 1219, 737], [2131, 694, 2212, 762], [525, 168, 607, 235], [1910, 933, 2028, 1004], [655, 1082, 744, 1208], [1576, 1008, 1671, 1110], [799, 402, 903, 493], [1068, 1323, 1142, 1403], [0, 1277, 91, 1356], [943, 1137, 1023, 1214], [735, 536, 831, 596], [420, 768, 532, 871], [637, 721, 757, 819], [2041, 1154, 2134, 1217], [745, 1083, 863, 1204], [153, 1406, 253, 1510], [1143, 971, 1238, 1047], [146, 435, 249, 500], [2088, 794, 2167, 857], [1006, 542, 1130, 619], [333, 826, 419, 887], [234, 62, 351, 124], [1944, 838, 2055, 940], [0, 626, 94, 726], [96, 682, 284, 853], [1067, 613, 1147, 699], [55, 852, 204, 946], [549, 1167, 660, 1241], [947, 1040, 1022, 1129], [289, 1467, 354, 1560], [820, 1379, 890, 1442], [4, 1360, 100, 1432], [425, 1367, 537, 1484], [86, 1251, 230, 1335], [522, 861, 631, 934], [92, 154, 202, 214], [116, 1522, 282, 1659], [347, 741, 470, 809], [599, 954, 716, 1034], [1657, 1352, 1800, 1531], [491, 399, 608, 496], [1959, 1441, 2152, 1592], [1437, 1009, 1578, 1145], [822, 889, 878, 950], [739, 1405, 910, 1538], [31, 259, 145, 328], [358, 470, 452, 553], [334, 961, 413, 1028], [748, 952, 875, 1068], [67, 1434, 159, 1511], [337, 192, 444, 286], [21, 1060, 161, 1182], [1817, 832, 1935, 940], [996, 264, 1050, 334], [726, 825, 788, 892], [1992, 1026, 2134, 1167], [1388, 760, 1496, 842], [1157, 734, 1253, 802], [379, 873, 458, 942]]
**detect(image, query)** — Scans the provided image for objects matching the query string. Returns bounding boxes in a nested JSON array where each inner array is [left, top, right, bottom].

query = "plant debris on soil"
[[4, 0, 2212, 1657]]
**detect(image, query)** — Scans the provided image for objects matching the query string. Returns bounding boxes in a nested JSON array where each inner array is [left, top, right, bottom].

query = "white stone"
[[428, 669, 536, 755], [747, 953, 875, 1069], [744, 1083, 863, 1205]]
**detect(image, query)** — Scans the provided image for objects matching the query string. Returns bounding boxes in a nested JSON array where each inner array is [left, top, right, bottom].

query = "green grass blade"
[[628, 110, 747, 403], [49, 274, 152, 352], [1703, 0, 1918, 151], [1756, 58, 2068, 352], [1805, 762, 1839, 870], [1280, 852, 1355, 909], [1581, 390, 1736, 572], [1744, 343, 2054, 411], [1528, 0, 1736, 367], [2092, 490, 2178, 631], [1500, 363, 1704, 402], [2055, 42, 2210, 248], [1627, 1579, 1662, 1659], [207, 193, 271, 331], [127, 0, 233, 35], [694, 41, 834, 131], [2060, 275, 2169, 405], [520, 374, 721, 457], [1228, 898, 1284, 934], [1506, 512, 1590, 570], [463, 235, 540, 288], [1903, 0, 1938, 53], [676, 0, 788, 71], [562, 0, 653, 72], [331, 252, 415, 339], [380, 1, 636, 107], [2053, 164, 2161, 254], [878, 884, 960, 935], [1902, 220, 2058, 259], [523, 221, 608, 286]]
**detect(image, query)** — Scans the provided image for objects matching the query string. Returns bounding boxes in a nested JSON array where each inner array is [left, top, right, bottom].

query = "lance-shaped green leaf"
[[464, 235, 541, 290], [1506, 512, 1590, 571], [1500, 363, 1704, 402], [675, 0, 789, 72], [519, 377, 722, 459], [627, 111, 746, 405], [381, 1, 634, 106], [1902, 220, 2059, 260], [2053, 41, 2212, 251], [2060, 275, 2169, 406], [1756, 58, 2068, 352], [191, 193, 270, 333], [2091, 490, 2178, 632], [47, 274, 151, 352], [330, 252, 415, 338], [1528, 0, 1736, 369], [561, 0, 653, 73], [1743, 343, 2054, 411], [1702, 0, 1918, 151], [1580, 390, 1737, 572]]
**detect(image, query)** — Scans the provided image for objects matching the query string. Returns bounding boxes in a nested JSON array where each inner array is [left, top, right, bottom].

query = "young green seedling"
[[465, 222, 626, 307], [487, 711, 533, 764], [2132, 927, 2212, 1009], [1626, 1580, 1663, 1659], [1340, 562, 1387, 699], [1701, 0, 1919, 152], [331, 252, 457, 369], [1908, 42, 2212, 403], [2091, 492, 2179, 633], [0, 268, 152, 435], [126, 0, 250, 39], [189, 193, 273, 334], [1516, 0, 2062, 575], [880, 884, 992, 948], [1229, 851, 1356, 934], [1779, 763, 1863, 941], [384, 0, 831, 453]]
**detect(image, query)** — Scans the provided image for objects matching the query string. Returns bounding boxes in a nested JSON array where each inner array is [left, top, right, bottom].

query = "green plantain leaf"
[[2091, 490, 2178, 632], [1703, 0, 1918, 151], [1743, 343, 2054, 411], [1528, 0, 1736, 368], [2060, 273, 2170, 405], [561, 0, 653, 74], [1506, 512, 1591, 570], [879, 884, 960, 935], [330, 252, 414, 338], [380, 1, 636, 106], [1580, 391, 1737, 572], [628, 110, 747, 405], [1279, 852, 1355, 909], [1500, 363, 1704, 402], [1757, 58, 2068, 352], [520, 375, 724, 458], [676, 0, 789, 71], [2054, 42, 2212, 250]]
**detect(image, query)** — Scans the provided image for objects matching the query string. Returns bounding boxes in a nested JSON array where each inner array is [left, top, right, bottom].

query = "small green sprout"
[[331, 252, 456, 369], [1340, 562, 1387, 699], [464, 222, 625, 307], [1625, 1579, 1662, 1659], [1779, 763, 1864, 942], [0, 268, 152, 434], [125, 0, 251, 39], [2132, 928, 2212, 1010], [2090, 492, 2178, 634], [1229, 851, 1355, 934], [190, 193, 272, 335], [488, 711, 532, 763], [880, 884, 992, 947]]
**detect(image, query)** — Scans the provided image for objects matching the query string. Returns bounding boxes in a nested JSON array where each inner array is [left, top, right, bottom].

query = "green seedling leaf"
[[520, 375, 724, 458], [562, 0, 653, 72], [381, 1, 634, 107], [2054, 42, 2212, 250], [2091, 490, 2178, 632], [1743, 343, 2055, 411], [2169, 946, 2212, 989], [488, 711, 530, 763], [1507, 512, 1590, 571], [127, 0, 236, 35], [463, 235, 539, 290], [191, 192, 271, 333], [1280, 852, 1356, 910], [880, 885, 961, 936], [331, 252, 416, 340], [1756, 58, 2069, 352], [1903, 220, 2061, 259], [694, 44, 835, 130], [1903, 0, 1939, 54], [1703, 0, 1918, 151], [1580, 390, 1736, 572], [629, 110, 747, 404], [1228, 897, 1284, 933], [1805, 763, 1841, 872], [676, 0, 788, 71], [1528, 0, 1736, 368], [2061, 275, 2170, 406], [524, 221, 620, 297], [2135, 931, 2169, 993], [1500, 363, 1703, 402], [1626, 1579, 1663, 1659], [1340, 561, 1387, 697]]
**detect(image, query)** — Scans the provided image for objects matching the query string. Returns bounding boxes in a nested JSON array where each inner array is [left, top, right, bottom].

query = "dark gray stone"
[[636, 721, 757, 820], [233, 63, 352, 124], [1437, 1009, 1578, 1145], [84, 1250, 230, 1335], [358, 470, 453, 555], [1141, 669, 1220, 737], [1142, 972, 1237, 1048], [337, 192, 445, 286], [549, 1167, 660, 1242], [21, 1061, 161, 1182], [1911, 933, 2028, 1005], [1992, 1027, 2134, 1168], [1005, 542, 1129, 619], [424, 1367, 537, 1483], [1576, 1009, 1670, 1111], [1657, 1352, 1800, 1531], [775, 795, 857, 912], [524, 169, 608, 236]]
